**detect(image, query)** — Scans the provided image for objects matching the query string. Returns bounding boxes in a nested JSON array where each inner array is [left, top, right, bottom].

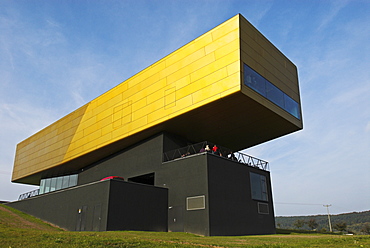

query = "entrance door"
[[168, 205, 184, 232], [92, 204, 102, 231], [76, 205, 87, 231]]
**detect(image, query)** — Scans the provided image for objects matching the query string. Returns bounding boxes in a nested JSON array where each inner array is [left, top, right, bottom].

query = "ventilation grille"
[[186, 195, 205, 211], [258, 202, 269, 214]]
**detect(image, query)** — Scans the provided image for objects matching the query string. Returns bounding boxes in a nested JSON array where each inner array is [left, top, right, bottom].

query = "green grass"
[[1, 205, 369, 248]]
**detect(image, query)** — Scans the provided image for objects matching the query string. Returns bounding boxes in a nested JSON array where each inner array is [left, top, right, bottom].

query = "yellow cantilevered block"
[[12, 14, 242, 184], [13, 14, 302, 185]]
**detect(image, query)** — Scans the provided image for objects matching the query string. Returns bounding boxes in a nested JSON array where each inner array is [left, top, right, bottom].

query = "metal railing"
[[18, 189, 39, 200], [163, 141, 269, 171]]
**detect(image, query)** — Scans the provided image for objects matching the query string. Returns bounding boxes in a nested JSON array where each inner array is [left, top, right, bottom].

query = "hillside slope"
[[275, 210, 370, 234], [1, 204, 369, 247], [0, 204, 62, 231]]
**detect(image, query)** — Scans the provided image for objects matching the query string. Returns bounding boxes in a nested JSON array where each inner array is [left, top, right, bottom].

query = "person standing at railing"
[[228, 151, 237, 161], [212, 145, 219, 155], [205, 145, 211, 152]]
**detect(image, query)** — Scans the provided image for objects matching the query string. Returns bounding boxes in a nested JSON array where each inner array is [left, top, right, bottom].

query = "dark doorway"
[[76, 205, 87, 231], [168, 205, 184, 232], [128, 173, 155, 185]]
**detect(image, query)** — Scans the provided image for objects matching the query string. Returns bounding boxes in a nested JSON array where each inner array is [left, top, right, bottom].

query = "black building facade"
[[10, 133, 274, 235]]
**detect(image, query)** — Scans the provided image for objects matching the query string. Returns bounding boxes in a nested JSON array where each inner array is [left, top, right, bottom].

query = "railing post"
[[18, 188, 39, 201]]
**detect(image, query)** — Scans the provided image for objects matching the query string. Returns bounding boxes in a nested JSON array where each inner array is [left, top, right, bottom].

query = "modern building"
[[8, 14, 302, 236]]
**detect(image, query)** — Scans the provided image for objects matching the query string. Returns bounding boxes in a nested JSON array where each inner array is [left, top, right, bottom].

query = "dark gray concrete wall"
[[8, 181, 110, 231], [78, 134, 164, 185], [157, 153, 210, 236], [207, 155, 275, 235], [162, 132, 190, 153], [8, 180, 168, 232], [107, 180, 168, 232], [78, 133, 193, 186], [9, 133, 276, 236]]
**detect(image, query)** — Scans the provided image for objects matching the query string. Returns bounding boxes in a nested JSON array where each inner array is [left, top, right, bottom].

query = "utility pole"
[[323, 204, 332, 232]]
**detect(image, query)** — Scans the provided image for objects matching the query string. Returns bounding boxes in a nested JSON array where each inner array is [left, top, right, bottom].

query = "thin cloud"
[[366, 122, 370, 133], [317, 0, 350, 31], [0, 102, 56, 201]]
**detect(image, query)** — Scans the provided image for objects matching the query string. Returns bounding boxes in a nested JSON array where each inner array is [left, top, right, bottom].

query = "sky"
[[0, 0, 369, 217]]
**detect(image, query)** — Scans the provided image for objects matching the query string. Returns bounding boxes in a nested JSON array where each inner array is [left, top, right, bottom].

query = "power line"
[[274, 202, 324, 206]]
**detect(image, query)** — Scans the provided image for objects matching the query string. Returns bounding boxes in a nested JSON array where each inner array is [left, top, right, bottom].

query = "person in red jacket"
[[212, 145, 218, 154]]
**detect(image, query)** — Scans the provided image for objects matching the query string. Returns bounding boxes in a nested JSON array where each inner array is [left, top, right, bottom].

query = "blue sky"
[[1, 0, 369, 217]]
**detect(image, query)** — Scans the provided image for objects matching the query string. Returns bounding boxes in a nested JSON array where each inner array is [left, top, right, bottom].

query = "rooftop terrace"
[[163, 141, 269, 171]]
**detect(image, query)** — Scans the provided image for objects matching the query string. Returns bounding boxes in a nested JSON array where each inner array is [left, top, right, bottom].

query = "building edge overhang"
[[12, 14, 243, 183], [12, 13, 303, 185], [12, 90, 302, 185]]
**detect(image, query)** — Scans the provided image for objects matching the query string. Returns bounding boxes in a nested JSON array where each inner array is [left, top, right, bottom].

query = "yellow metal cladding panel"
[[239, 16, 299, 102], [12, 104, 88, 181], [12, 14, 242, 182]]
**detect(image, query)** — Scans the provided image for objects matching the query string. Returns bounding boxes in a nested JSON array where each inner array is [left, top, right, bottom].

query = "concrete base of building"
[[8, 179, 168, 232]]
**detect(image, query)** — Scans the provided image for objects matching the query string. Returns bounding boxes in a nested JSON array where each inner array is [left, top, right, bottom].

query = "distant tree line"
[[275, 210, 370, 234]]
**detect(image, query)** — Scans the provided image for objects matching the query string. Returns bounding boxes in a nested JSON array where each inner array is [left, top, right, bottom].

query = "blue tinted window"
[[266, 81, 284, 109], [244, 64, 301, 120], [244, 64, 266, 97], [284, 95, 300, 119]]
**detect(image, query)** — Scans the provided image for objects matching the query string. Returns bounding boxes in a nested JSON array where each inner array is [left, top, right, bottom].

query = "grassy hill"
[[275, 210, 370, 234], [0, 204, 62, 232], [1, 204, 370, 247]]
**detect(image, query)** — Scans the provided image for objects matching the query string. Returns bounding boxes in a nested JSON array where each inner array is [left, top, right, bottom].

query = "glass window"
[[284, 94, 301, 119], [56, 176, 63, 190], [50, 178, 57, 192], [69, 174, 78, 187], [250, 172, 268, 201], [244, 64, 266, 97], [39, 179, 45, 194], [40, 174, 78, 194], [244, 63, 301, 120], [62, 176, 70, 189], [44, 178, 51, 193], [266, 81, 284, 109]]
